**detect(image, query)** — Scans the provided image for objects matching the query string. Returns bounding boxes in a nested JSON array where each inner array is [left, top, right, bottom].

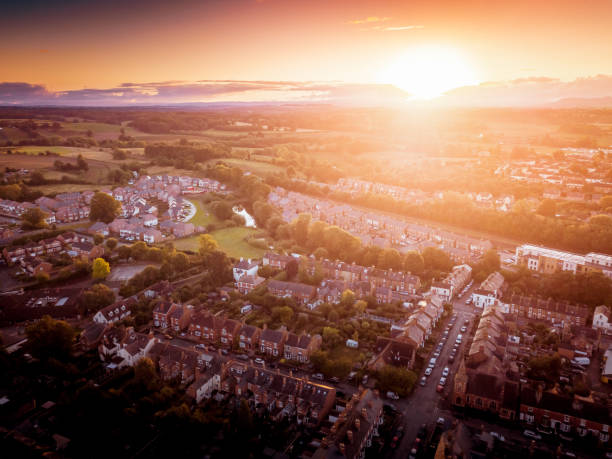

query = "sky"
[[1, 0, 612, 106]]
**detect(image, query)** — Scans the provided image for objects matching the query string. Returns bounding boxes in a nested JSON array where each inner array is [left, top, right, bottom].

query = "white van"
[[572, 357, 590, 366], [456, 334, 463, 343]]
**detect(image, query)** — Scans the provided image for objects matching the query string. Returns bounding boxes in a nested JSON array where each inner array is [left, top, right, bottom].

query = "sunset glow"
[[382, 46, 479, 99]]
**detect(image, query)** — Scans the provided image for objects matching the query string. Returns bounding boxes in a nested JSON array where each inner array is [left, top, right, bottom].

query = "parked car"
[[221, 349, 229, 355], [439, 377, 447, 386], [254, 357, 265, 365], [362, 374, 369, 385], [386, 391, 400, 400], [195, 343, 206, 349], [460, 326, 467, 333], [237, 354, 249, 361], [436, 417, 446, 426], [433, 351, 440, 358], [330, 376, 340, 383], [429, 357, 437, 366], [490, 432, 506, 442], [523, 430, 542, 440], [436, 384, 444, 393], [448, 355, 455, 363], [425, 367, 433, 376], [420, 377, 427, 386], [312, 373, 324, 380], [442, 367, 450, 377], [465, 298, 472, 305]]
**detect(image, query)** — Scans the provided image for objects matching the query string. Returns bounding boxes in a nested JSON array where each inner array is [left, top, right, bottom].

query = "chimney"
[[535, 384, 544, 404], [347, 430, 353, 443], [355, 419, 361, 430]]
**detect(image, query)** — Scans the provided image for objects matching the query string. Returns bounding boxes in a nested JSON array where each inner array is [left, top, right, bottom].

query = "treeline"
[[144, 143, 228, 166], [0, 183, 43, 203], [503, 268, 612, 309], [275, 182, 612, 254]]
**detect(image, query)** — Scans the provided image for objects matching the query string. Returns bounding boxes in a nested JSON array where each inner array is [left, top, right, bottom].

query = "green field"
[[188, 200, 220, 227], [174, 226, 265, 259]]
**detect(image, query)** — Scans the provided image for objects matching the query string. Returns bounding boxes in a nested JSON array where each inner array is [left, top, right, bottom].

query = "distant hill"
[[550, 96, 612, 108]]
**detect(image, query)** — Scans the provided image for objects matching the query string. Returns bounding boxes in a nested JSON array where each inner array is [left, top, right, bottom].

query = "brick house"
[[260, 327, 288, 357], [238, 324, 262, 352], [283, 333, 322, 363]]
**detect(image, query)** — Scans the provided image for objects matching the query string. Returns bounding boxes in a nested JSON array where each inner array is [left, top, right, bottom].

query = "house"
[[169, 304, 193, 332], [99, 326, 156, 369], [221, 360, 336, 425], [593, 305, 612, 335], [21, 258, 52, 276], [312, 389, 384, 459], [218, 318, 241, 348], [186, 359, 222, 403], [233, 258, 261, 282], [260, 327, 288, 357], [238, 324, 262, 351], [262, 252, 295, 269], [284, 333, 322, 363], [236, 274, 265, 295], [267, 279, 316, 304], [519, 385, 610, 443], [69, 241, 104, 260], [157, 344, 199, 384], [471, 271, 505, 308], [142, 228, 162, 244], [153, 301, 177, 329], [88, 221, 109, 237], [93, 298, 136, 324], [80, 322, 109, 351], [371, 337, 416, 370], [501, 293, 590, 327]]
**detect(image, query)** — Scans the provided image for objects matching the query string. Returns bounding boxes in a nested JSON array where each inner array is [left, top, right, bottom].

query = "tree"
[[210, 200, 234, 220], [537, 199, 557, 217], [404, 251, 425, 274], [79, 283, 115, 314], [117, 245, 131, 261], [313, 247, 329, 260], [322, 326, 343, 348], [285, 258, 299, 279], [292, 213, 311, 246], [92, 257, 110, 280], [354, 300, 367, 314], [376, 365, 417, 397], [25, 315, 76, 361], [422, 247, 453, 271], [171, 252, 189, 273], [340, 289, 355, 307], [105, 237, 118, 251], [76, 154, 89, 170], [21, 207, 48, 230], [272, 306, 293, 325], [89, 192, 121, 223], [199, 234, 218, 255], [93, 233, 104, 245]]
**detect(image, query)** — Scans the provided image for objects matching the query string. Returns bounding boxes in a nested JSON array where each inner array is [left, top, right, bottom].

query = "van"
[[572, 357, 590, 366], [456, 334, 463, 343], [386, 391, 400, 400]]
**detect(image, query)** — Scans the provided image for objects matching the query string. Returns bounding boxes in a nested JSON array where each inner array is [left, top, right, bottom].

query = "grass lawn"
[[0, 146, 76, 155], [188, 200, 220, 227], [174, 226, 265, 259]]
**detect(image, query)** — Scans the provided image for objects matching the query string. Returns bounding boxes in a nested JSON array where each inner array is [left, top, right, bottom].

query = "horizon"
[[2, 0, 612, 106]]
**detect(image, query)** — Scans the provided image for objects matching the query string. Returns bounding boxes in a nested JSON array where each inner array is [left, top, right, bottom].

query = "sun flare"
[[382, 46, 479, 99]]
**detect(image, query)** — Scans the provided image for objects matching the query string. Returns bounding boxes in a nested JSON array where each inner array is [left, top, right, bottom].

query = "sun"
[[381, 46, 479, 99]]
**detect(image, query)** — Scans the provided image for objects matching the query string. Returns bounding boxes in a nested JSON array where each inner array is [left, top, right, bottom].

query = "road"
[[391, 285, 480, 458]]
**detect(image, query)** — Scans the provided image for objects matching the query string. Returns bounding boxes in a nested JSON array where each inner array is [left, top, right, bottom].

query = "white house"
[[471, 271, 505, 308], [593, 305, 612, 335], [232, 258, 260, 282]]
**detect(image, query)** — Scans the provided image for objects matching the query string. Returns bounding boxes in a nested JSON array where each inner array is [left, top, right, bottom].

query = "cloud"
[[371, 25, 424, 31], [348, 16, 390, 25], [0, 80, 410, 106], [440, 74, 612, 106], [0, 82, 54, 104]]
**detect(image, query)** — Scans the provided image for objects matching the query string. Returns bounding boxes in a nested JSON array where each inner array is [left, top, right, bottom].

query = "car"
[[490, 432, 506, 442], [362, 374, 369, 385], [464, 319, 470, 325], [312, 373, 324, 380], [442, 367, 450, 377], [417, 424, 427, 439], [221, 349, 229, 355], [237, 354, 249, 361], [330, 376, 340, 383], [456, 334, 463, 343], [460, 326, 467, 333], [523, 430, 542, 440], [424, 367, 433, 376], [465, 298, 472, 305], [436, 384, 444, 393], [420, 377, 427, 386], [448, 355, 455, 363], [386, 391, 400, 400], [429, 357, 437, 366], [195, 343, 206, 349], [457, 293, 462, 299], [443, 330, 449, 336], [439, 377, 447, 386], [254, 357, 265, 365], [436, 417, 446, 426], [433, 351, 440, 358]]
